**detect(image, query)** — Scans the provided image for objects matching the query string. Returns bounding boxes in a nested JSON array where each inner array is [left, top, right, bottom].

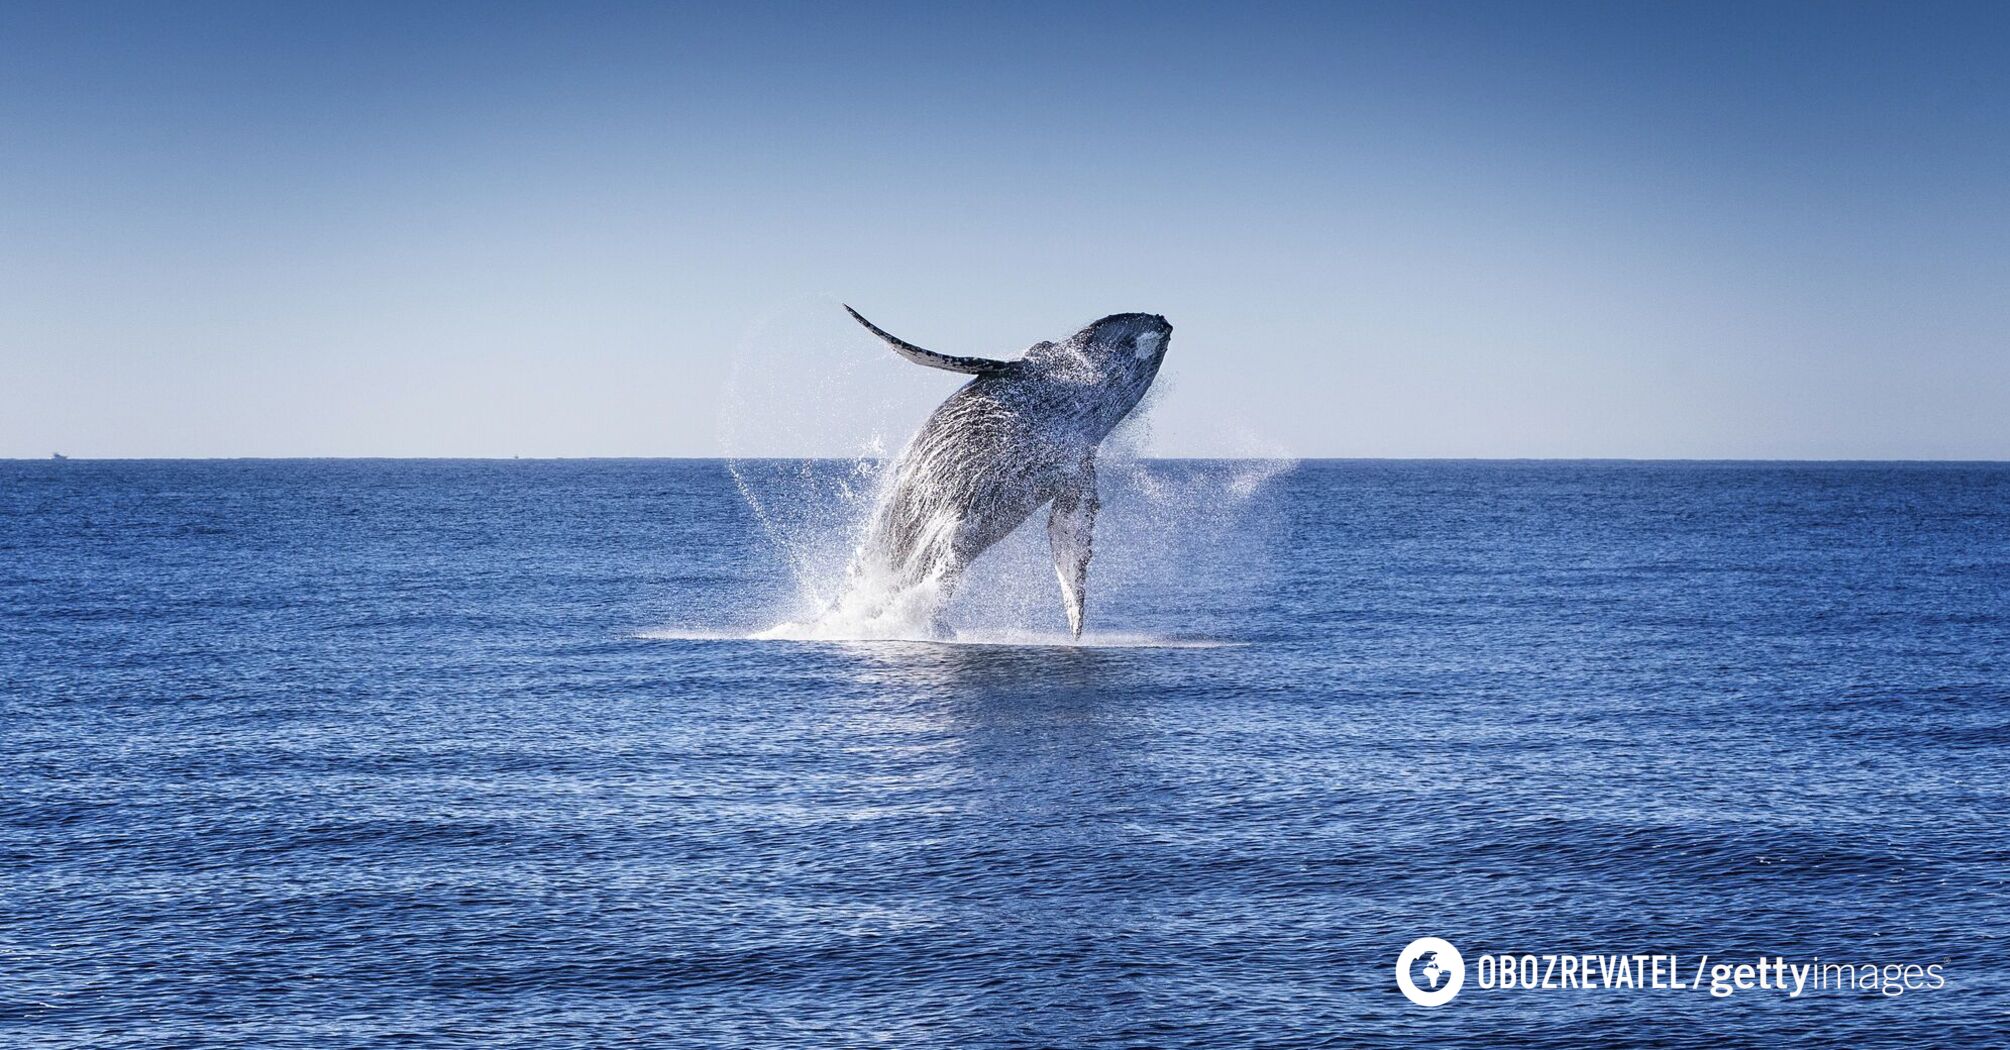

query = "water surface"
[[3, 459, 2005, 1047]]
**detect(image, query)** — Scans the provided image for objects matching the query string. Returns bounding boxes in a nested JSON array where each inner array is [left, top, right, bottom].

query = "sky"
[[3, 0, 2007, 459]]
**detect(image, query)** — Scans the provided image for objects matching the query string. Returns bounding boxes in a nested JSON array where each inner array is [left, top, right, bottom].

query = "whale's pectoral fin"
[[1047, 456, 1098, 638], [844, 305, 1016, 375]]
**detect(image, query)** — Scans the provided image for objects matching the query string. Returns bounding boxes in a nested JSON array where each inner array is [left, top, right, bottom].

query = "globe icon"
[[1396, 936, 1464, 1007]]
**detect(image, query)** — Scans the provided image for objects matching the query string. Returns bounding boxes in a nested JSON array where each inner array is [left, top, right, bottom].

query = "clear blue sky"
[[4, 0, 2007, 458]]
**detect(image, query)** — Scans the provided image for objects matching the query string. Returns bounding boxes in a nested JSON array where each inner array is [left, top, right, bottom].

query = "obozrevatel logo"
[[1396, 937, 1466, 1007]]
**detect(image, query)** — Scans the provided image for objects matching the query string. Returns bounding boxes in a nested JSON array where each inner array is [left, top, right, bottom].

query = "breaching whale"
[[835, 304, 1170, 637]]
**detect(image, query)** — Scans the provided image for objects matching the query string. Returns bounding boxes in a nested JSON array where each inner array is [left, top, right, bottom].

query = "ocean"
[[3, 458, 2005, 1047]]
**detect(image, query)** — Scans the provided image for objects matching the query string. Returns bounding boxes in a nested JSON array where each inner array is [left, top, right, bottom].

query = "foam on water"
[[636, 627, 1236, 648]]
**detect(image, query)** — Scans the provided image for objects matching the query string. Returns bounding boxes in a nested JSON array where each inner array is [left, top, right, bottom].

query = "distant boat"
[[52, 452, 68, 460]]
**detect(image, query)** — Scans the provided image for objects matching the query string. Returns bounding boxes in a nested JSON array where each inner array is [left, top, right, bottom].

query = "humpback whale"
[[835, 305, 1170, 637]]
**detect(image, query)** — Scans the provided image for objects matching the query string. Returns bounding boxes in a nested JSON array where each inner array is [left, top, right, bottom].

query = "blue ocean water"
[[3, 459, 2006, 1048]]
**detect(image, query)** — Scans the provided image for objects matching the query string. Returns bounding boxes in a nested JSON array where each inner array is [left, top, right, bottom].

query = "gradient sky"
[[4, 0, 2008, 458]]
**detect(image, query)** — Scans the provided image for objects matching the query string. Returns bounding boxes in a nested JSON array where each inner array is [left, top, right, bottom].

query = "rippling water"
[[4, 459, 2005, 1047]]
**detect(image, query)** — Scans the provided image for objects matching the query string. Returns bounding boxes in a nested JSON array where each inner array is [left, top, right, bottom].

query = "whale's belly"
[[868, 381, 1080, 577]]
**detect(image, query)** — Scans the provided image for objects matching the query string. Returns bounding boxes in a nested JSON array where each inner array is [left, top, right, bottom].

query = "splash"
[[712, 298, 1297, 645], [751, 553, 958, 641], [739, 426, 974, 642], [725, 451, 1296, 643]]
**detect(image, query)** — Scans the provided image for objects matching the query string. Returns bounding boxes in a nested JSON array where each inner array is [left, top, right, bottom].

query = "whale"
[[834, 305, 1170, 637]]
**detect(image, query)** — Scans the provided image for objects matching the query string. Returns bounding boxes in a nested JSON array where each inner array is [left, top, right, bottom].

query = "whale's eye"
[[1132, 331, 1163, 359]]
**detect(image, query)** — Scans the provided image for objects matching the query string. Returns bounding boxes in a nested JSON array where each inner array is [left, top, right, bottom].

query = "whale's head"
[[1075, 312, 1172, 366], [1028, 313, 1170, 386]]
